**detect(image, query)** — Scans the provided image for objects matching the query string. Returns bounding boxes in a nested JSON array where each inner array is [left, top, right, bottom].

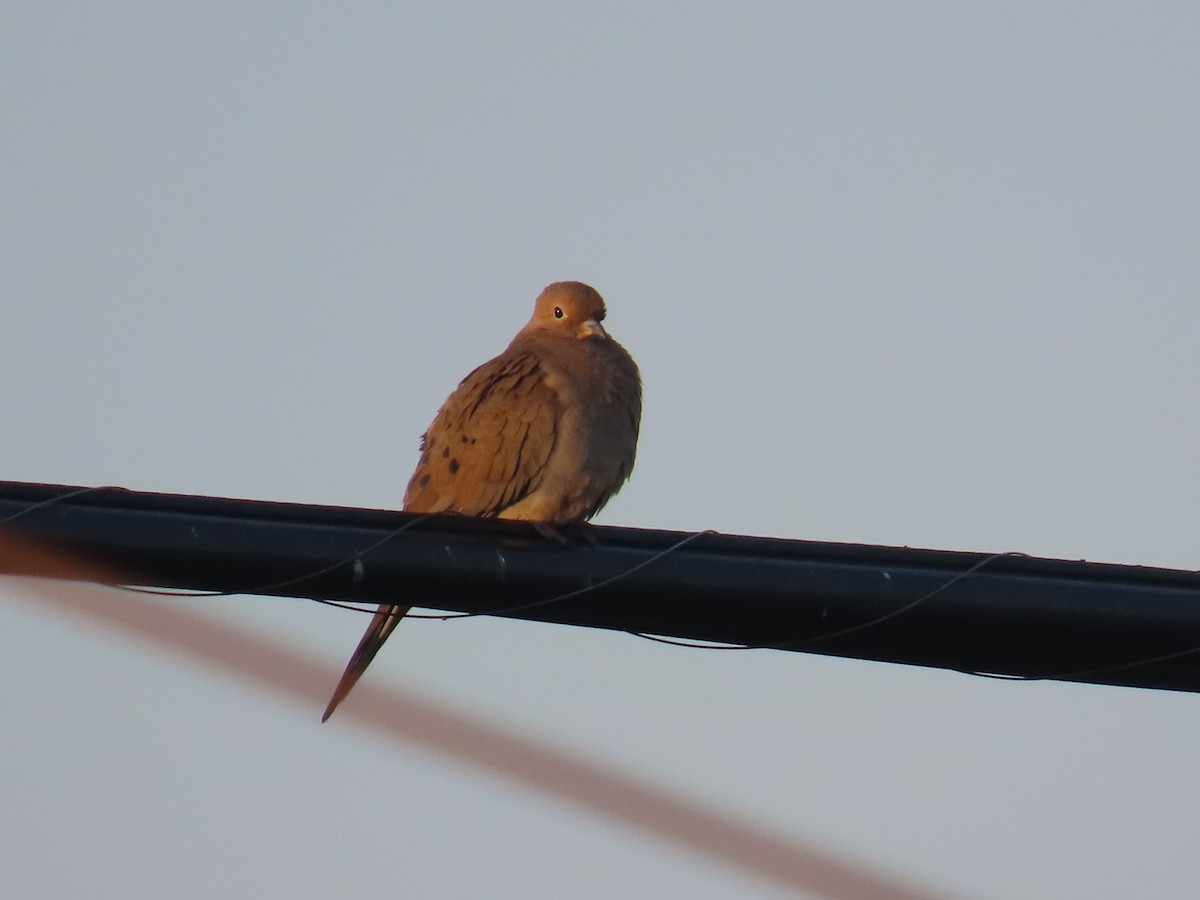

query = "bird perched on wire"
[[322, 281, 642, 721]]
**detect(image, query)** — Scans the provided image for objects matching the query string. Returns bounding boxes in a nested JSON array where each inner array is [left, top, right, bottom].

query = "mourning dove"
[[322, 281, 641, 720]]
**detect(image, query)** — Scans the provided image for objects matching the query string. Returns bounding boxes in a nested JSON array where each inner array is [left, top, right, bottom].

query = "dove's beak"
[[580, 319, 609, 340]]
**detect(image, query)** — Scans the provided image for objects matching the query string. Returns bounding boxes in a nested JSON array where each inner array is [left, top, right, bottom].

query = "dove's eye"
[[554, 307, 564, 319]]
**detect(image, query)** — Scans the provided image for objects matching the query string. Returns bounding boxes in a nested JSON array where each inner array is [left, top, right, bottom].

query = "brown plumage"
[[322, 281, 641, 721]]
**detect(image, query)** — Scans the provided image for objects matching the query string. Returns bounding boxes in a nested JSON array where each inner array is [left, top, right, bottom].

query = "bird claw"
[[531, 521, 600, 546]]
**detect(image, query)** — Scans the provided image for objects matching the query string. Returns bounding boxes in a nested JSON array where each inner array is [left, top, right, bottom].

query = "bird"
[[322, 281, 642, 721]]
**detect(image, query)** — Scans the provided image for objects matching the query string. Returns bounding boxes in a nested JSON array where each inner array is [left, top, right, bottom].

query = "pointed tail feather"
[[322, 603, 412, 721]]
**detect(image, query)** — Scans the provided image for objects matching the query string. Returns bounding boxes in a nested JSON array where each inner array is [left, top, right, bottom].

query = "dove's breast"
[[499, 335, 641, 525]]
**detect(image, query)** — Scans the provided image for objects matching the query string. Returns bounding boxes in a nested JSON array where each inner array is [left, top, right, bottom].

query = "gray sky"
[[3, 3, 1199, 898]]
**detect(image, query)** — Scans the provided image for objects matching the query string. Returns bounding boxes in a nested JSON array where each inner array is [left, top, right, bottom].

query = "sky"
[[3, 3, 1200, 898]]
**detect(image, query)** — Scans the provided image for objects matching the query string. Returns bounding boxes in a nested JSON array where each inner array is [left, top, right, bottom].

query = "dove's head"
[[528, 281, 610, 340]]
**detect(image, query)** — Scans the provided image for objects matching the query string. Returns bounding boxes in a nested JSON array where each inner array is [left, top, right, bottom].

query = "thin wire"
[[631, 550, 1200, 684], [629, 550, 1030, 652], [0, 484, 432, 613], [0, 484, 435, 602], [306, 598, 386, 614], [387, 538, 1034, 666], [0, 484, 124, 528], [401, 528, 720, 621], [633, 633, 751, 650], [638, 556, 1200, 690], [119, 513, 434, 599], [764, 550, 1030, 650], [960, 643, 1200, 684]]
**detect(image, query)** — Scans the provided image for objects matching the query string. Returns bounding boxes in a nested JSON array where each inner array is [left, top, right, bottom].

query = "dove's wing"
[[403, 349, 560, 517]]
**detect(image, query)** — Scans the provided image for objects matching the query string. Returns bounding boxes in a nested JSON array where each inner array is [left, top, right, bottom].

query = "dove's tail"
[[322, 603, 412, 722]]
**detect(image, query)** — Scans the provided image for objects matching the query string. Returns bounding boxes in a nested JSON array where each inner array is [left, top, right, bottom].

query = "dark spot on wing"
[[449, 458, 460, 475]]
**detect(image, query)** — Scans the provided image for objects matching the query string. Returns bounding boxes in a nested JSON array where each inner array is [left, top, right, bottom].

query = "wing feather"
[[403, 351, 559, 517]]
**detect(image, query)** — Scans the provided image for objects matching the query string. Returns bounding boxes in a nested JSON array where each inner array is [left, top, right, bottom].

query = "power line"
[[3, 480, 1200, 692]]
